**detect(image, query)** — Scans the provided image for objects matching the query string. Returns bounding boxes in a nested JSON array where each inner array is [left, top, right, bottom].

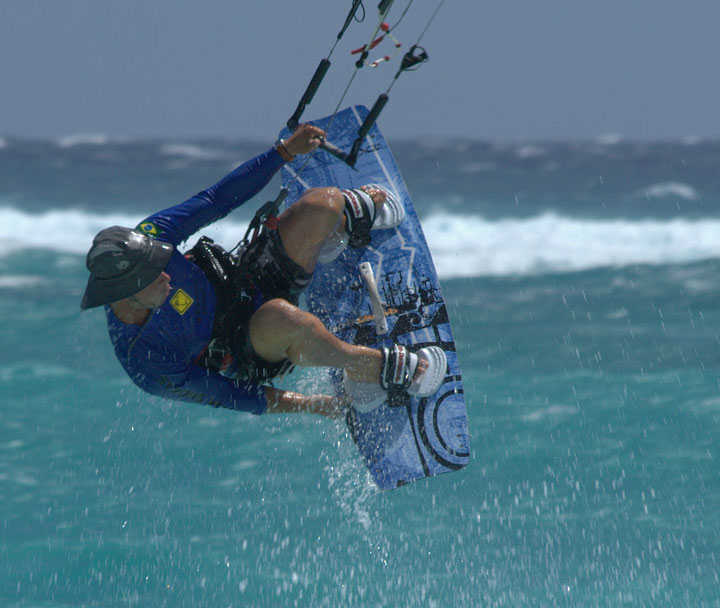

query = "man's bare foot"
[[359, 185, 387, 211]]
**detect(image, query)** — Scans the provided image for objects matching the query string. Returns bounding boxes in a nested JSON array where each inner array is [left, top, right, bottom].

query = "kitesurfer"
[[81, 124, 445, 418]]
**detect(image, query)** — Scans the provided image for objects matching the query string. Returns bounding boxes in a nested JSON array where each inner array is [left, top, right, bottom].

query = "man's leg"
[[247, 185, 406, 386], [276, 186, 386, 273], [249, 298, 382, 384]]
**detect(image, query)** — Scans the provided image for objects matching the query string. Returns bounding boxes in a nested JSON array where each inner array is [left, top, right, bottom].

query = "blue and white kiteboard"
[[279, 106, 470, 490]]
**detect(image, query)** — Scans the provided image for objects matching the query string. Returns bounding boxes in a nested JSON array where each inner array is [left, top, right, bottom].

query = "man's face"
[[130, 271, 172, 308]]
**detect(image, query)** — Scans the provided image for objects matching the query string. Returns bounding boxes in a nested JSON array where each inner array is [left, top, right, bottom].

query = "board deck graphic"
[[280, 106, 470, 489]]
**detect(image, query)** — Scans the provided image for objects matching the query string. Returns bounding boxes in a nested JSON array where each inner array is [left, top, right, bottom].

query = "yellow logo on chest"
[[170, 289, 193, 315]]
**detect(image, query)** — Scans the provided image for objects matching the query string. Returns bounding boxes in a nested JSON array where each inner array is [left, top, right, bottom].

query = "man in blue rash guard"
[[81, 124, 440, 419]]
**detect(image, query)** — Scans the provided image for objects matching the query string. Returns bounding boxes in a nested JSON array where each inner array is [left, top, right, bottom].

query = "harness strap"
[[186, 236, 254, 376], [241, 188, 287, 247]]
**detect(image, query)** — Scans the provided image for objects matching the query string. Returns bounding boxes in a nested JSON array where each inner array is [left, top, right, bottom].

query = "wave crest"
[[2, 207, 719, 278], [423, 213, 720, 277]]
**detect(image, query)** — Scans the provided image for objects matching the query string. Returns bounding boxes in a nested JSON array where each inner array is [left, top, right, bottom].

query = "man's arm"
[[137, 147, 285, 246], [136, 124, 326, 246], [265, 387, 349, 419], [148, 362, 347, 418], [151, 365, 269, 415]]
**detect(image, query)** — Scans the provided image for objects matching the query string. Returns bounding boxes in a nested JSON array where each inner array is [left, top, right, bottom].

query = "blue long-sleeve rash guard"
[[106, 147, 287, 414]]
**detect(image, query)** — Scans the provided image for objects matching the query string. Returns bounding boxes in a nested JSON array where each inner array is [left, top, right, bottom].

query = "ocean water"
[[1, 134, 719, 607]]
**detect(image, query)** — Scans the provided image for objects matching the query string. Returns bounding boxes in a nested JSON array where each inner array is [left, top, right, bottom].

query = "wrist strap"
[[275, 139, 295, 163]]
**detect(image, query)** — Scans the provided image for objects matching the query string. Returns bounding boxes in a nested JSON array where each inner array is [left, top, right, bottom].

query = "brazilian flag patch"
[[170, 289, 193, 315], [137, 221, 160, 236]]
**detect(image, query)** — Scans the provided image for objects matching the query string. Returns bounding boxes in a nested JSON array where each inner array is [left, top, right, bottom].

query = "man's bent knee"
[[248, 299, 299, 363], [295, 187, 344, 217], [277, 187, 345, 272]]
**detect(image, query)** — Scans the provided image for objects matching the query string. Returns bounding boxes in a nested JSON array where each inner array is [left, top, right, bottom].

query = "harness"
[[185, 236, 250, 308], [185, 234, 294, 383], [185, 236, 256, 377]]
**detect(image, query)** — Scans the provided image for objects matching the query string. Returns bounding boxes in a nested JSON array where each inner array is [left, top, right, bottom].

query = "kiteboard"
[[279, 106, 470, 490]]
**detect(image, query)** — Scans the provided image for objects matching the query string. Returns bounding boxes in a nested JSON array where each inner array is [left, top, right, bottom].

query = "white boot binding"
[[317, 185, 406, 263], [365, 184, 405, 232], [342, 344, 447, 413], [380, 344, 447, 398]]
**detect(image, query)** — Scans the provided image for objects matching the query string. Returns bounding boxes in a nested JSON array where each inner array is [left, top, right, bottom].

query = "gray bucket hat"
[[81, 226, 173, 310]]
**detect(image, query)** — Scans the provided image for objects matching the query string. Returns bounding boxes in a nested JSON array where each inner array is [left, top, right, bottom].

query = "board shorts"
[[191, 227, 312, 383]]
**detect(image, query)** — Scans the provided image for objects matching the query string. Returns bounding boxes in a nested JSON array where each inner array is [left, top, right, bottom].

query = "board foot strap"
[[342, 188, 377, 248]]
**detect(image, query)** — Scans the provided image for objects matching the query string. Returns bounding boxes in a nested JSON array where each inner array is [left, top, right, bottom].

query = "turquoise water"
[[1, 138, 719, 606]]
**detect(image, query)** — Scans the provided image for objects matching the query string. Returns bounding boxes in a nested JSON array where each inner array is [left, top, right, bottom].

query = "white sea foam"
[[680, 135, 703, 146], [643, 182, 699, 200], [0, 207, 252, 256], [523, 405, 579, 422], [516, 145, 546, 159], [0, 275, 45, 288], [596, 134, 623, 145], [457, 161, 498, 174], [2, 207, 720, 279], [56, 133, 110, 148], [160, 143, 226, 161], [0, 208, 142, 254]]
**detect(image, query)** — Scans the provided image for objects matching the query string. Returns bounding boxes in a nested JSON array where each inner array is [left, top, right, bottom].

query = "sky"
[[1, 0, 718, 142]]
